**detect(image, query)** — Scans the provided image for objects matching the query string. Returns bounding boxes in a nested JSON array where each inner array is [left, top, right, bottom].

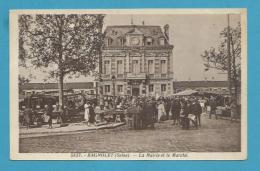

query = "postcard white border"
[[10, 8, 247, 160]]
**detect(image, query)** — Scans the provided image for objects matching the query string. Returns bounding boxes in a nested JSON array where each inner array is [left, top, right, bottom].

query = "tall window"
[[132, 60, 140, 74], [161, 84, 166, 92], [105, 85, 110, 93], [149, 84, 154, 92], [117, 85, 123, 93], [148, 60, 154, 74], [104, 60, 110, 74], [117, 60, 123, 74], [160, 60, 167, 73]]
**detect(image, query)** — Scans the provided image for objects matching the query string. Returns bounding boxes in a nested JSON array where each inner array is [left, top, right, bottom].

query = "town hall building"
[[100, 23, 174, 97]]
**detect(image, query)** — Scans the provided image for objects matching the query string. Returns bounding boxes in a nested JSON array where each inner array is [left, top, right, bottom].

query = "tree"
[[201, 22, 241, 102], [19, 14, 105, 109]]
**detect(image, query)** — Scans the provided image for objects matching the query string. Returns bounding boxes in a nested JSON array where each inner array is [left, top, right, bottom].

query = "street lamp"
[[111, 75, 116, 109]]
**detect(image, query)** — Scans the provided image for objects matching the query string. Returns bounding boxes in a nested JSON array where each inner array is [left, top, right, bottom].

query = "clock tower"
[[130, 37, 140, 46], [126, 27, 144, 46]]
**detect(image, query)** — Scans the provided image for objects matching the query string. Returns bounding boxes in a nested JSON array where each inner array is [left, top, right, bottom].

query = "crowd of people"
[[82, 95, 212, 130], [124, 96, 204, 130], [21, 93, 238, 130]]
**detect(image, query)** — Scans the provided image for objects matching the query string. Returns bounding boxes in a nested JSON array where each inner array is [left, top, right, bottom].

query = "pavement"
[[19, 113, 241, 153]]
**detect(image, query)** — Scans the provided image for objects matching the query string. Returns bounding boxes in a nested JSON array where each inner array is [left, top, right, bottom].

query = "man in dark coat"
[[142, 99, 156, 129], [209, 98, 217, 120], [23, 107, 32, 129], [196, 100, 203, 126], [191, 100, 202, 127], [180, 100, 190, 130], [133, 103, 143, 130], [46, 103, 54, 129], [171, 99, 181, 125], [88, 102, 96, 124]]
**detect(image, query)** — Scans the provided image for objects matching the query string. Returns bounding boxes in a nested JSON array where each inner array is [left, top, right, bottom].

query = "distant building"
[[20, 82, 96, 96], [173, 81, 229, 95], [100, 24, 174, 96]]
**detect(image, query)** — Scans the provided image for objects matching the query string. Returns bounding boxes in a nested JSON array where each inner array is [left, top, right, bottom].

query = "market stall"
[[173, 89, 199, 96]]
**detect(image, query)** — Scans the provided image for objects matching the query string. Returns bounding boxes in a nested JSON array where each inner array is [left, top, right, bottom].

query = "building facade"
[[100, 24, 174, 97]]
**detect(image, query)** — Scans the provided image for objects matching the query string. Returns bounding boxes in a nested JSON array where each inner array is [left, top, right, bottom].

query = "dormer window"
[[118, 37, 125, 45], [107, 38, 113, 46], [146, 37, 153, 46], [159, 38, 165, 45]]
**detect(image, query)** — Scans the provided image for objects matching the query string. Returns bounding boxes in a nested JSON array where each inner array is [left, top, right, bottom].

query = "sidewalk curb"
[[20, 122, 125, 139]]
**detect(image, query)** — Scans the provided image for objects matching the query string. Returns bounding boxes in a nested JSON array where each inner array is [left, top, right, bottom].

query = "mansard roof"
[[104, 25, 169, 44]]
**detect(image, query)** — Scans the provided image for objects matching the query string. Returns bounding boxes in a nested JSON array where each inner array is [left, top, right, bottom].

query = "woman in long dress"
[[84, 102, 90, 125], [157, 100, 166, 122]]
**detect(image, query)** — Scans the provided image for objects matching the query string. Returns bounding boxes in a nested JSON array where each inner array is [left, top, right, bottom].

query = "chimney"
[[164, 24, 169, 41]]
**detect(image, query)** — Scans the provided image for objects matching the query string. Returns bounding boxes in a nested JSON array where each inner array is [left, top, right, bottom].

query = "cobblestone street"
[[19, 114, 241, 153]]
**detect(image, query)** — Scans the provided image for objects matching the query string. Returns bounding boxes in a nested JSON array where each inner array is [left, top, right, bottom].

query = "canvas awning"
[[173, 89, 198, 96]]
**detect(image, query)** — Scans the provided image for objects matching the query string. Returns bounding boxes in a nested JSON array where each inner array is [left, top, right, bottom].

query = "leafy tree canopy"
[[19, 14, 105, 78], [201, 22, 241, 80]]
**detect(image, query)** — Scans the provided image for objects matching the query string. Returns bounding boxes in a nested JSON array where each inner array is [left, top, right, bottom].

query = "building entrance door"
[[132, 87, 140, 96]]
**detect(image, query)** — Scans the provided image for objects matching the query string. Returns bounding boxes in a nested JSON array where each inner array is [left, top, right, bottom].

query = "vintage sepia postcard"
[[10, 9, 247, 160]]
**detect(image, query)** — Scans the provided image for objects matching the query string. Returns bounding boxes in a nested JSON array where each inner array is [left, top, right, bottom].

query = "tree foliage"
[[19, 14, 105, 107], [201, 22, 241, 81], [19, 14, 104, 76]]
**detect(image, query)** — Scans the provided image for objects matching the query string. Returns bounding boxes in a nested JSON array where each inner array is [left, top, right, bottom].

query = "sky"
[[20, 13, 240, 83]]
